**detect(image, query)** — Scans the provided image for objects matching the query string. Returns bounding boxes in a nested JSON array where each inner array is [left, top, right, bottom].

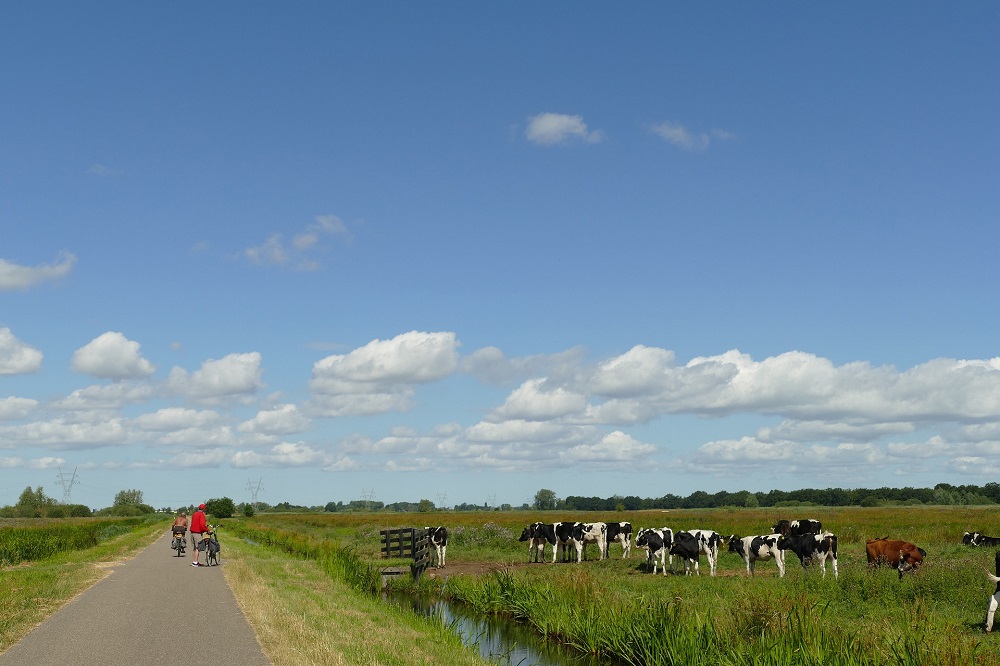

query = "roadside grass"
[[221, 532, 491, 666], [0, 521, 165, 652]]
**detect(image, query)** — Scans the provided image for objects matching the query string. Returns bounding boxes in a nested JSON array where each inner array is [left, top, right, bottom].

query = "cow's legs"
[[987, 591, 1000, 632]]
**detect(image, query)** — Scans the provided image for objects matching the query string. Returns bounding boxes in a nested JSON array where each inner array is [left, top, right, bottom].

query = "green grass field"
[[235, 505, 1000, 665]]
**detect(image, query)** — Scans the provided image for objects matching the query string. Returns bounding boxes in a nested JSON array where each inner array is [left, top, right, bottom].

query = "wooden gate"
[[379, 527, 430, 579]]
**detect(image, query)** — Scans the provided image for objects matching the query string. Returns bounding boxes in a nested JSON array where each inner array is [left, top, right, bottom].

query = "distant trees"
[[533, 489, 558, 511], [205, 497, 236, 519]]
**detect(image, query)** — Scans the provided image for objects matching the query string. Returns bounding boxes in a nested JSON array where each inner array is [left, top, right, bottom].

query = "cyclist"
[[171, 511, 188, 553], [190, 504, 209, 566]]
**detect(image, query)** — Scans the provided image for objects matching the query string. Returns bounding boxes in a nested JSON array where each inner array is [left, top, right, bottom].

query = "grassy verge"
[[220, 533, 491, 666], [0, 521, 165, 652]]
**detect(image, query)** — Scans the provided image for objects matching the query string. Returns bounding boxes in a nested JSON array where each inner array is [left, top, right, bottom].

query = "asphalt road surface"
[[0, 530, 270, 666]]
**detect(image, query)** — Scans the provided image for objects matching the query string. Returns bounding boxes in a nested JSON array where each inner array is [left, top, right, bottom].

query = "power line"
[[56, 467, 79, 504], [246, 477, 263, 507], [361, 488, 376, 511]]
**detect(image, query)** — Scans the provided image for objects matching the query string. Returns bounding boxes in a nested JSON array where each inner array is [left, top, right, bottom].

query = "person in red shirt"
[[190, 504, 209, 566]]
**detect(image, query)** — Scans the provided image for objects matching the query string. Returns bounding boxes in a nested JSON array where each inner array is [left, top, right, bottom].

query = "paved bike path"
[[0, 531, 270, 666]]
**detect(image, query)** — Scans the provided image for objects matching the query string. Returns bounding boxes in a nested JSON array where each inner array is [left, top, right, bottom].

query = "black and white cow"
[[669, 531, 701, 576], [772, 519, 823, 537], [518, 522, 552, 563], [777, 532, 838, 579], [551, 521, 581, 563], [635, 527, 673, 575], [572, 522, 608, 561], [984, 550, 1000, 632], [605, 522, 633, 559], [687, 529, 723, 576], [425, 526, 448, 568], [965, 531, 1000, 547], [728, 534, 785, 577]]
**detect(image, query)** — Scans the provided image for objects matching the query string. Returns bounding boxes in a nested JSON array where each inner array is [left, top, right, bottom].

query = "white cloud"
[[232, 441, 330, 468], [0, 252, 76, 290], [0, 417, 130, 450], [525, 113, 604, 145], [0, 396, 39, 421], [0, 328, 43, 374], [244, 214, 350, 270], [52, 382, 156, 411], [238, 404, 311, 436], [132, 408, 225, 431], [650, 121, 735, 151], [0, 456, 65, 469], [167, 352, 263, 401], [492, 378, 588, 421], [72, 332, 156, 380], [308, 331, 458, 416]]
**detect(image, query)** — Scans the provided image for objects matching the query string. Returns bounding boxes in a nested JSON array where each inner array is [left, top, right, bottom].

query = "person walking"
[[190, 504, 209, 566]]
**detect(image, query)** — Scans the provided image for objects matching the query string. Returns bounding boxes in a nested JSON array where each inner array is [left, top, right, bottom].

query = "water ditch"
[[384, 592, 624, 666]]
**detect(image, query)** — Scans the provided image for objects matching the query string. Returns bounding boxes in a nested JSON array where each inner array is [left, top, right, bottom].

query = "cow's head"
[[518, 526, 532, 542], [727, 535, 742, 553]]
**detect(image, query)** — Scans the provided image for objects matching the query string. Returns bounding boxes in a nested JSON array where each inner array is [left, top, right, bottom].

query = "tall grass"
[[0, 517, 149, 565], [225, 520, 382, 595]]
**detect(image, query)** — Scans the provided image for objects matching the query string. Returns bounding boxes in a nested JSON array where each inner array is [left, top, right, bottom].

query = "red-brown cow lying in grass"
[[865, 537, 925, 579]]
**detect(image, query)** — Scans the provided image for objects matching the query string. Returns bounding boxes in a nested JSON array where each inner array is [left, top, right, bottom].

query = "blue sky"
[[2, 4, 1000, 510]]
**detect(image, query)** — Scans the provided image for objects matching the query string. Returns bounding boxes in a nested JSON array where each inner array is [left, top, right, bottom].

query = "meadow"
[[230, 505, 1000, 666]]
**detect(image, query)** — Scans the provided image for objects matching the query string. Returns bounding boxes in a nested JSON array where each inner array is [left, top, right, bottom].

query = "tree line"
[[549, 482, 1000, 512]]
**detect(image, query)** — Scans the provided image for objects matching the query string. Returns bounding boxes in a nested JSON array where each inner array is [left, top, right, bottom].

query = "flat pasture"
[[245, 505, 1000, 665]]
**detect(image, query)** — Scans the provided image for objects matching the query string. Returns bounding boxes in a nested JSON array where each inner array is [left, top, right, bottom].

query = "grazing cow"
[[687, 529, 723, 576], [669, 531, 701, 576], [518, 522, 552, 563], [777, 532, 839, 579], [572, 522, 608, 561], [635, 527, 673, 575], [605, 522, 633, 559], [772, 519, 823, 537], [551, 522, 581, 563], [425, 526, 448, 568], [865, 537, 926, 579], [964, 531, 1000, 547], [984, 551, 1000, 632], [728, 534, 786, 577]]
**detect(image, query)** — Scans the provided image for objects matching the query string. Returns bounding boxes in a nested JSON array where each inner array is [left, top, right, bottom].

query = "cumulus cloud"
[[0, 252, 76, 290], [244, 214, 350, 270], [491, 378, 588, 421], [52, 382, 156, 411], [72, 332, 156, 380], [0, 328, 43, 374], [232, 441, 330, 468], [0, 396, 38, 421], [167, 352, 263, 401], [238, 404, 311, 436], [525, 113, 604, 145], [650, 121, 736, 151], [0, 456, 65, 469], [0, 417, 130, 450], [308, 331, 458, 416]]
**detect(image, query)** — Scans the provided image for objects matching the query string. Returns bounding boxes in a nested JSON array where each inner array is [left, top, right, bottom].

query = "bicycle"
[[170, 528, 187, 557], [197, 525, 221, 566]]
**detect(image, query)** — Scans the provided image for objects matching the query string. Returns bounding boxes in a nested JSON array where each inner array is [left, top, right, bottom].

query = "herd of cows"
[[510, 518, 933, 580], [419, 522, 1000, 631]]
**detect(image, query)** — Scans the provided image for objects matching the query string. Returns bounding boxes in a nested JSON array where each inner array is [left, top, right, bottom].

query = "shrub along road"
[[0, 530, 269, 666]]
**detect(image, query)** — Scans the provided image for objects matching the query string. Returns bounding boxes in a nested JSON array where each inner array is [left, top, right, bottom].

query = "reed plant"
[[0, 517, 147, 566]]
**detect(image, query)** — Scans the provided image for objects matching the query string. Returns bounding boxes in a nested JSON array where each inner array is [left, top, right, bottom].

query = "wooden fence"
[[379, 527, 430, 579]]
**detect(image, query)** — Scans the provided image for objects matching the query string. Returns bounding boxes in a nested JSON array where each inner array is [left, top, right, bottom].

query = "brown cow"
[[865, 537, 926, 579]]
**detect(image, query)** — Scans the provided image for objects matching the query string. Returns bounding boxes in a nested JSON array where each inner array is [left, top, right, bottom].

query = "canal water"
[[386, 593, 622, 666]]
